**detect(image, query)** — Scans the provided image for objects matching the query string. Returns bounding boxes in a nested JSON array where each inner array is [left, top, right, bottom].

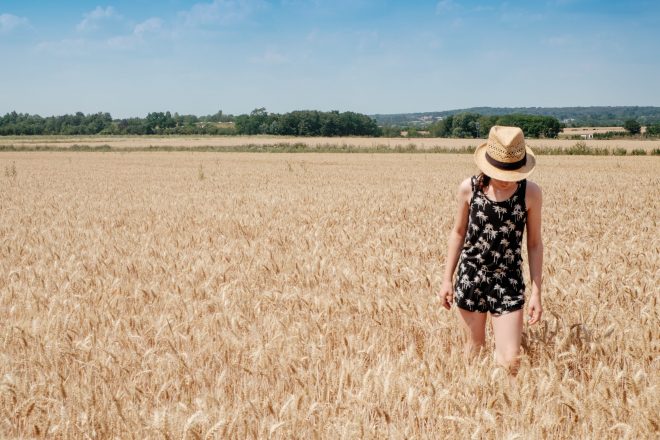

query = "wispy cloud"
[[498, 7, 546, 24], [77, 6, 119, 32], [38, 17, 164, 54], [436, 0, 458, 15], [470, 5, 496, 13], [180, 0, 266, 27], [106, 17, 164, 49], [0, 13, 29, 33], [134, 17, 163, 37]]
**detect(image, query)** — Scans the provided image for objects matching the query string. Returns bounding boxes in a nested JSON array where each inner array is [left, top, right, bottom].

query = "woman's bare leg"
[[457, 308, 488, 359], [491, 309, 524, 375]]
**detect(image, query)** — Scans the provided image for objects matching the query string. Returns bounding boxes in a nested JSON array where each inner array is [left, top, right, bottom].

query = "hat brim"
[[473, 142, 536, 182]]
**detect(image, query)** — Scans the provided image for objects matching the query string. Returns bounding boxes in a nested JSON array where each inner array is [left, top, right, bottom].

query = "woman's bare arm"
[[525, 181, 543, 324], [438, 178, 472, 309]]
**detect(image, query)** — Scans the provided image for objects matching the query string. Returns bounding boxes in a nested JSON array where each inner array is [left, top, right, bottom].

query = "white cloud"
[[0, 13, 29, 33], [77, 6, 118, 32], [106, 17, 164, 49], [38, 17, 164, 54], [498, 7, 546, 24], [180, 0, 266, 27], [134, 17, 162, 37], [436, 0, 457, 14], [470, 5, 495, 13]]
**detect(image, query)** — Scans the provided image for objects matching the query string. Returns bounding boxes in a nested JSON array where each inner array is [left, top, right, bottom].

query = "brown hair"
[[476, 172, 490, 192]]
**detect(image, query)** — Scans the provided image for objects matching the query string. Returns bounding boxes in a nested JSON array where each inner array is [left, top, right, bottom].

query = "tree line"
[[646, 123, 660, 136], [0, 109, 382, 137], [373, 106, 660, 127], [233, 108, 380, 136], [9, 109, 636, 139], [0, 109, 561, 138], [0, 111, 236, 136], [429, 113, 562, 138]]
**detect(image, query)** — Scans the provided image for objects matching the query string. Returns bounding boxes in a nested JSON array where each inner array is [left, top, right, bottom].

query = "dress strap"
[[518, 179, 527, 206]]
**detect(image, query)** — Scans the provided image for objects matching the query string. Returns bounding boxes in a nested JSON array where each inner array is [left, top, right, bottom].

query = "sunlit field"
[[1, 135, 659, 153], [1, 152, 658, 438]]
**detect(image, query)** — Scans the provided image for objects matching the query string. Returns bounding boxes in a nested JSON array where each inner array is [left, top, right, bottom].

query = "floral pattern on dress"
[[454, 176, 527, 314]]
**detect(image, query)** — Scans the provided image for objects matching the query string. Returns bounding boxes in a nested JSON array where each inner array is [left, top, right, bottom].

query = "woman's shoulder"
[[457, 177, 474, 203], [458, 176, 474, 192], [525, 180, 542, 196], [525, 180, 542, 207]]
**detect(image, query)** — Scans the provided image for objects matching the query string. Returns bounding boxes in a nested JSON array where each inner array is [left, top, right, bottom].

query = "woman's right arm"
[[438, 178, 472, 310]]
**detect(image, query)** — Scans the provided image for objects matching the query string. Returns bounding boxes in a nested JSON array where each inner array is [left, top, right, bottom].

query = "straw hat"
[[474, 126, 536, 182]]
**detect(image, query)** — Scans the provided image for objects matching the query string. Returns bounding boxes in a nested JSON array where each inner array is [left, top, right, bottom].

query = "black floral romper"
[[454, 176, 527, 315]]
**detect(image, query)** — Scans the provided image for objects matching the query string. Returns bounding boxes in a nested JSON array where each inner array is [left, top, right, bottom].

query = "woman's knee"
[[467, 332, 486, 347], [495, 346, 520, 368]]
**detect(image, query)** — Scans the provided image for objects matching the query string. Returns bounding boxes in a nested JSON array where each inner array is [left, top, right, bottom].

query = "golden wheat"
[[0, 152, 658, 439], [0, 135, 659, 152]]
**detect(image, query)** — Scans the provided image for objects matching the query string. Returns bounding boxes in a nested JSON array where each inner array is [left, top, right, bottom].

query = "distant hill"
[[371, 106, 660, 127]]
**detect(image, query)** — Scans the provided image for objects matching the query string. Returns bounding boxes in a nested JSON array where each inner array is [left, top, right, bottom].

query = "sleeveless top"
[[458, 176, 527, 275]]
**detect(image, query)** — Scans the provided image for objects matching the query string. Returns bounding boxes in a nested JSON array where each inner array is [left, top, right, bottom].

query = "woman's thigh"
[[457, 307, 488, 344], [491, 309, 524, 358]]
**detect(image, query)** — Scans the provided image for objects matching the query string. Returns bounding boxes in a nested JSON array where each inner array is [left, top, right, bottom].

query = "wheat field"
[[1, 135, 659, 152], [0, 152, 658, 439]]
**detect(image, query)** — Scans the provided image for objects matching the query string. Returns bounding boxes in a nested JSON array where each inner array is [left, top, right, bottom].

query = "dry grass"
[[1, 135, 659, 152], [559, 126, 650, 137], [0, 152, 658, 439], [559, 127, 628, 137]]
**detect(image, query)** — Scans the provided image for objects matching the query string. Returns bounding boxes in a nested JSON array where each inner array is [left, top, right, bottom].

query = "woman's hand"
[[527, 293, 543, 325], [437, 280, 454, 310]]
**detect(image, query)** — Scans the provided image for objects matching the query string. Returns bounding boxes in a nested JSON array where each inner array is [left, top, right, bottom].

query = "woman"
[[437, 125, 543, 375]]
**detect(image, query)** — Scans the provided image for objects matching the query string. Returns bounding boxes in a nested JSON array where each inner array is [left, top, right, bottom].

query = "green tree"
[[645, 123, 660, 136], [451, 113, 480, 138], [429, 115, 453, 137], [380, 125, 403, 137], [477, 115, 498, 137], [495, 114, 561, 138], [235, 108, 268, 135], [320, 111, 341, 136], [623, 119, 641, 135]]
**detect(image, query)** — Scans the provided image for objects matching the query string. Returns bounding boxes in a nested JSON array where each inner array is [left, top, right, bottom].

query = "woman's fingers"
[[535, 308, 543, 324], [437, 289, 451, 310], [441, 290, 453, 310], [528, 306, 535, 324], [528, 305, 542, 325]]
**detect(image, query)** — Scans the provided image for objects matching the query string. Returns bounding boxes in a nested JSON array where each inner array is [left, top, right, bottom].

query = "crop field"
[[0, 152, 658, 438], [0, 135, 659, 153], [558, 127, 628, 137]]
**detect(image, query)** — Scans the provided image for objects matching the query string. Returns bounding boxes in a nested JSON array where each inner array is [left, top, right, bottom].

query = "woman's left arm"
[[526, 182, 543, 325]]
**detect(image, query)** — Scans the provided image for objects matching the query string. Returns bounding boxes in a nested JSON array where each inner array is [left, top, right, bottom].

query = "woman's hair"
[[476, 172, 490, 192]]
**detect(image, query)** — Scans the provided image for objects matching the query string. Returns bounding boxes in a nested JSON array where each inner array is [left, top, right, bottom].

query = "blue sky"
[[1, 0, 659, 117]]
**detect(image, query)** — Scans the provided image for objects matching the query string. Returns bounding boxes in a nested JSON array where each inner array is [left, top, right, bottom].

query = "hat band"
[[485, 152, 527, 171]]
